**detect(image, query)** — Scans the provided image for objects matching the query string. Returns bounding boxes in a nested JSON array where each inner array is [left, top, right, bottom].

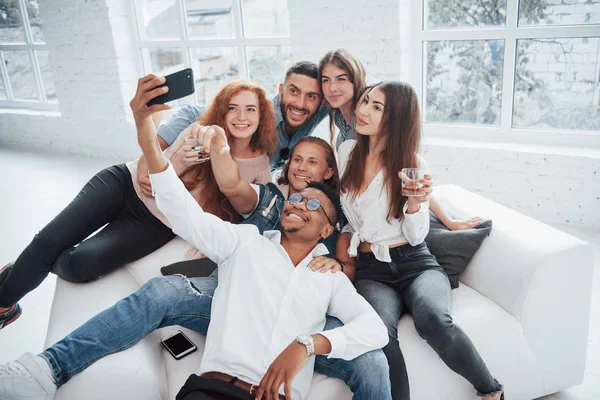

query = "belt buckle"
[[249, 384, 257, 395]]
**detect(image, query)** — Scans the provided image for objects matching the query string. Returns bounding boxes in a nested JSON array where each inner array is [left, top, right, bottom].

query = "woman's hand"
[[445, 216, 485, 231], [403, 173, 433, 214], [181, 123, 230, 165], [308, 256, 343, 274], [197, 124, 230, 155], [334, 232, 356, 281]]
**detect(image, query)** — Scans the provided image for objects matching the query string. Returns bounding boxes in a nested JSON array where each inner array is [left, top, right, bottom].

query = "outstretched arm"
[[186, 124, 259, 215], [429, 193, 485, 230], [130, 75, 242, 264], [136, 122, 168, 196], [130, 75, 170, 174]]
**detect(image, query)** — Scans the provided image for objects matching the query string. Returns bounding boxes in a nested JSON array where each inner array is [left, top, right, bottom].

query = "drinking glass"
[[185, 137, 210, 162], [401, 168, 426, 196]]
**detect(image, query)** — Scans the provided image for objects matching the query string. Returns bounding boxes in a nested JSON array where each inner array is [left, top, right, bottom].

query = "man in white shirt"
[[0, 75, 389, 400]]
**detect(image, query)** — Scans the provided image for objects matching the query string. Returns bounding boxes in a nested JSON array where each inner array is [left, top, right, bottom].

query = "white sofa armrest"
[[433, 184, 594, 391]]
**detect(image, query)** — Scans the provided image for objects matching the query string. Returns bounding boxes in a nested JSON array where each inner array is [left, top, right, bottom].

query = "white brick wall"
[[288, 0, 599, 228], [422, 142, 600, 227], [0, 0, 598, 227], [289, 0, 406, 83], [0, 0, 140, 159]]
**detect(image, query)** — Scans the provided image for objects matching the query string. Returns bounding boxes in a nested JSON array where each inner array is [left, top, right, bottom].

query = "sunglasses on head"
[[287, 192, 333, 226]]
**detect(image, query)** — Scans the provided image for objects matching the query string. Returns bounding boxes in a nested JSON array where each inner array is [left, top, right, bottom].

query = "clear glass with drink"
[[185, 137, 201, 148], [185, 136, 210, 162], [401, 168, 426, 196]]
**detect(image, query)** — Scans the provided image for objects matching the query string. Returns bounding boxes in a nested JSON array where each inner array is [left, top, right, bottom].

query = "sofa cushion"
[[425, 213, 492, 288], [399, 283, 544, 400], [46, 268, 169, 400]]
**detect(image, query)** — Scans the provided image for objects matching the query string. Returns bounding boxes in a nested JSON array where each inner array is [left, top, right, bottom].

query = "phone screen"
[[162, 332, 195, 357]]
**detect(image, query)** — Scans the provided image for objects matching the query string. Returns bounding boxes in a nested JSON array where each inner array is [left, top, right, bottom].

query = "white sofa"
[[44, 184, 594, 400]]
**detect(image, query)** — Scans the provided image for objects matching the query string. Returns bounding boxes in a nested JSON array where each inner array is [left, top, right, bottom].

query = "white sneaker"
[[0, 353, 56, 400]]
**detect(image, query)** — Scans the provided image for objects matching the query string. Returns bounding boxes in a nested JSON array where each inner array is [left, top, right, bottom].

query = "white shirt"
[[338, 140, 430, 262], [150, 162, 388, 400]]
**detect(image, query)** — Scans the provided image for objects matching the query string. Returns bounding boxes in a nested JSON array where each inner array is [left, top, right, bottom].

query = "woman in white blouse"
[[335, 81, 503, 400]]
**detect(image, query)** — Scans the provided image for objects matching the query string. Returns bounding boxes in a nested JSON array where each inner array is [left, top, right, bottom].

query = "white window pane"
[[141, 47, 190, 107], [0, 72, 6, 99], [4, 50, 38, 100], [241, 0, 290, 38], [246, 46, 291, 97], [36, 50, 57, 102], [190, 47, 239, 105], [141, 47, 184, 75], [0, 1, 26, 43], [425, 0, 507, 29], [25, 0, 44, 43], [513, 37, 600, 132], [136, 0, 181, 40], [425, 40, 504, 126], [185, 0, 234, 39], [519, 0, 600, 27]]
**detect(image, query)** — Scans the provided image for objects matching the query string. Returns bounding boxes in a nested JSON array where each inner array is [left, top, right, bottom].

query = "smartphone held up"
[[147, 68, 195, 107]]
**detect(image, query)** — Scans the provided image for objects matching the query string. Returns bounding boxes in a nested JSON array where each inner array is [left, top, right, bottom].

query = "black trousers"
[[0, 164, 175, 307], [354, 243, 501, 400], [177, 375, 254, 400]]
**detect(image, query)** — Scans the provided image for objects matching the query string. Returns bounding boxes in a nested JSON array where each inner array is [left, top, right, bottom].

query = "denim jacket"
[[240, 183, 339, 254], [241, 183, 285, 233]]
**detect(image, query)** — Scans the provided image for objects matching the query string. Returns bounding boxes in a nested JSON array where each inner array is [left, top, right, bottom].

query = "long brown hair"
[[317, 49, 367, 146], [277, 136, 340, 194], [181, 81, 278, 222], [339, 81, 421, 222]]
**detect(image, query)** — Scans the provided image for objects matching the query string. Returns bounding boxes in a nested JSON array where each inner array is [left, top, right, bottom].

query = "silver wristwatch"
[[296, 334, 315, 357]]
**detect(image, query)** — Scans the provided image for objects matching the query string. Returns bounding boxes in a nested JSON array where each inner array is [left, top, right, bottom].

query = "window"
[[0, 0, 58, 109], [132, 0, 292, 107], [413, 0, 600, 143]]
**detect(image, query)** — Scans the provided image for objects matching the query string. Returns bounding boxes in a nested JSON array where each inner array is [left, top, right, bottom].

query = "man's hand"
[[129, 75, 172, 174], [255, 341, 308, 400], [129, 75, 172, 144], [151, 110, 163, 129], [308, 256, 343, 274]]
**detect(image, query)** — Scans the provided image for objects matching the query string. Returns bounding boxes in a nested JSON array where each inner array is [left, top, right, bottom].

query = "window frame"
[[411, 0, 600, 150], [0, 0, 57, 111], [130, 0, 292, 107]]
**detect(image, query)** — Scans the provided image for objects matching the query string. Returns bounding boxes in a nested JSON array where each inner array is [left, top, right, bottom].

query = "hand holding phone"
[[147, 68, 195, 106], [161, 330, 197, 360]]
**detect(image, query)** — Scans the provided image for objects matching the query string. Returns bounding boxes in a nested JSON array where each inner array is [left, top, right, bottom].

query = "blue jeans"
[[41, 276, 391, 400]]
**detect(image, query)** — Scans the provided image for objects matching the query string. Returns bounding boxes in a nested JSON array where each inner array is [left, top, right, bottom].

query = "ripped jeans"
[[41, 276, 392, 400]]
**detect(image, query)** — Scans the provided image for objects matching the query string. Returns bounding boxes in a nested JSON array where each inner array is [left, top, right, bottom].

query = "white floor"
[[0, 147, 598, 399]]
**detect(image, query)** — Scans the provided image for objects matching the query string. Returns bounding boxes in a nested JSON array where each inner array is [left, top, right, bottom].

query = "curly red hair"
[[199, 80, 278, 156], [182, 81, 277, 223]]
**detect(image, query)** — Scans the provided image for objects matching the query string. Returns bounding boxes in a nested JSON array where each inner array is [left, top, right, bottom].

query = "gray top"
[[333, 109, 356, 151]]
